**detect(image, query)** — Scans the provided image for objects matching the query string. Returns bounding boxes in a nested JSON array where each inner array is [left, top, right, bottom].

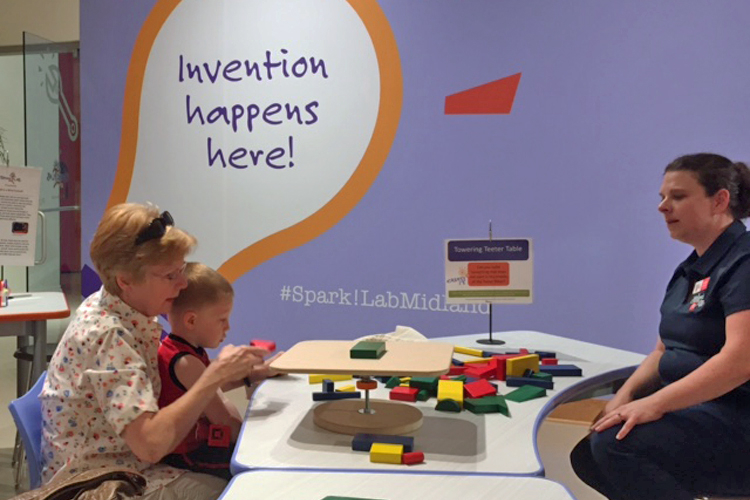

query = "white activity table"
[[220, 470, 577, 500], [0, 291, 69, 387], [232, 331, 645, 477]]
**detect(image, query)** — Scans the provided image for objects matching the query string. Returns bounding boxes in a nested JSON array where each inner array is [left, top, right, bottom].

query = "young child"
[[158, 262, 274, 480]]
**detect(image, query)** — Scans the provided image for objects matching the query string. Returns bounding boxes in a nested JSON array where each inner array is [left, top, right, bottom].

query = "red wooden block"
[[464, 379, 497, 399], [250, 339, 276, 352], [519, 348, 529, 355], [440, 375, 451, 380], [448, 365, 466, 376], [464, 364, 495, 380], [490, 354, 525, 381], [402, 451, 425, 465], [542, 358, 559, 365], [390, 386, 419, 402]]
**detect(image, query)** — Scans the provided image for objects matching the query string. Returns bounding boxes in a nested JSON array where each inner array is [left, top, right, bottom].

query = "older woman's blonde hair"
[[90, 203, 197, 295]]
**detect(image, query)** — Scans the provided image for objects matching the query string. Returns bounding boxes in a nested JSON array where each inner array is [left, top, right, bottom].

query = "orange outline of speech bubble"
[[107, 0, 403, 283]]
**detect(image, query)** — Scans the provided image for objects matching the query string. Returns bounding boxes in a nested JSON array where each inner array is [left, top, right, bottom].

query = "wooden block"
[[416, 389, 430, 401], [399, 377, 412, 383], [454, 346, 485, 357], [504, 385, 547, 402], [250, 339, 276, 352], [539, 364, 583, 376], [309, 374, 353, 384], [402, 451, 425, 465], [464, 379, 497, 399], [370, 443, 403, 464], [464, 395, 509, 416], [352, 433, 414, 452], [435, 399, 462, 412], [464, 364, 495, 380], [312, 391, 362, 401], [385, 376, 401, 388], [409, 377, 439, 393], [350, 341, 386, 359], [390, 386, 419, 402], [533, 350, 556, 359], [506, 354, 540, 378], [541, 358, 559, 366], [505, 376, 554, 390], [451, 358, 465, 366], [531, 372, 553, 381], [448, 365, 466, 376], [322, 379, 334, 393], [489, 353, 525, 381], [356, 380, 378, 391], [337, 385, 356, 392], [437, 379, 464, 407], [463, 357, 494, 365], [451, 374, 468, 383]]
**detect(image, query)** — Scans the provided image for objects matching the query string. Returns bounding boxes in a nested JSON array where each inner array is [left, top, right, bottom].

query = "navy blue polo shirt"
[[659, 220, 750, 404]]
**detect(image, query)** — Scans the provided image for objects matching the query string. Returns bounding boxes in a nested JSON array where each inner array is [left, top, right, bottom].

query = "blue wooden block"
[[533, 350, 557, 359], [539, 364, 582, 376], [351, 433, 414, 452], [312, 391, 362, 401], [451, 358, 465, 366], [322, 379, 334, 393], [505, 376, 554, 390]]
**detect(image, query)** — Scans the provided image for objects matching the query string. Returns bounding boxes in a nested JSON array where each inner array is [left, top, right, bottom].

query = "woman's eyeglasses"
[[135, 211, 174, 246]]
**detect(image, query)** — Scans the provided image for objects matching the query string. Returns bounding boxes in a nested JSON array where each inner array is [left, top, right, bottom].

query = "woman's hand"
[[602, 390, 634, 416], [592, 395, 666, 440], [207, 344, 268, 384]]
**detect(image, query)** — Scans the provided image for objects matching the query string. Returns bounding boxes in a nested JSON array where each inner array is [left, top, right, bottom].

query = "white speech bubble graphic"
[[110, 0, 402, 279]]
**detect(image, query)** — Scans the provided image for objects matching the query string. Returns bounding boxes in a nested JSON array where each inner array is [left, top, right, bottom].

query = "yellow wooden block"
[[370, 443, 404, 464], [308, 374, 353, 384], [399, 382, 411, 387], [437, 379, 464, 407], [337, 385, 356, 392], [454, 346, 484, 357], [506, 354, 540, 377], [463, 357, 494, 364], [400, 377, 411, 383]]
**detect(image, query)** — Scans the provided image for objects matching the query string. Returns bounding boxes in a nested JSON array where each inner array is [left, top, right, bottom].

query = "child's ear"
[[184, 311, 198, 329]]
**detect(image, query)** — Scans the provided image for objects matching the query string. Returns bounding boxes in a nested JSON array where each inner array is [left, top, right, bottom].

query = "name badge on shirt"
[[692, 277, 710, 295], [689, 277, 710, 312]]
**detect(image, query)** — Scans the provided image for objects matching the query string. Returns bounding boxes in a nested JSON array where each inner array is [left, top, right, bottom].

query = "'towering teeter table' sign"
[[445, 239, 533, 304]]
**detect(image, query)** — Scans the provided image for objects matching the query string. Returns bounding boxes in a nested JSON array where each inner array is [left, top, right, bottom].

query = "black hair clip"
[[135, 211, 174, 246]]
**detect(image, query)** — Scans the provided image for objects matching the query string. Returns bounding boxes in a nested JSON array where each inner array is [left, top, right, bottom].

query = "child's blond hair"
[[171, 262, 234, 315]]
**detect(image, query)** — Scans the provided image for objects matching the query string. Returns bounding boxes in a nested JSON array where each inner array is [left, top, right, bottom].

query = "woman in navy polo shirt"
[[571, 153, 750, 500]]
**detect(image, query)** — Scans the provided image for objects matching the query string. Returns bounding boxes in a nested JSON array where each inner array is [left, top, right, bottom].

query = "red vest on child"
[[158, 334, 212, 454]]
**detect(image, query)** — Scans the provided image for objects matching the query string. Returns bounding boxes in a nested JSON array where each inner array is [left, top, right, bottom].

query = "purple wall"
[[80, 1, 750, 354]]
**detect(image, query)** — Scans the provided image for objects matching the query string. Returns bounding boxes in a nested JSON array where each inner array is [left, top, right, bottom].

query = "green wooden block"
[[464, 395, 510, 416], [416, 389, 430, 401], [410, 376, 439, 392], [504, 385, 547, 403], [451, 374, 468, 383], [350, 341, 386, 359], [531, 372, 553, 381], [435, 398, 462, 412], [385, 376, 401, 388]]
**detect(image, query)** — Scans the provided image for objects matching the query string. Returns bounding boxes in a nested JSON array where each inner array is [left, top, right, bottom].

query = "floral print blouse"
[[40, 287, 184, 493]]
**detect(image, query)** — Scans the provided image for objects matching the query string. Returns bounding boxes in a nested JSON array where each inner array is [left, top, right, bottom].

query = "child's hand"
[[211, 344, 268, 384], [248, 351, 285, 382]]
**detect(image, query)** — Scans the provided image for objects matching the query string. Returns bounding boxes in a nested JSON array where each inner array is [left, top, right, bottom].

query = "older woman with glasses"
[[40, 203, 268, 500]]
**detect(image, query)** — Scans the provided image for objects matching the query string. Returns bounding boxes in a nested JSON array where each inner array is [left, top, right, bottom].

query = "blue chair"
[[8, 371, 46, 490]]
